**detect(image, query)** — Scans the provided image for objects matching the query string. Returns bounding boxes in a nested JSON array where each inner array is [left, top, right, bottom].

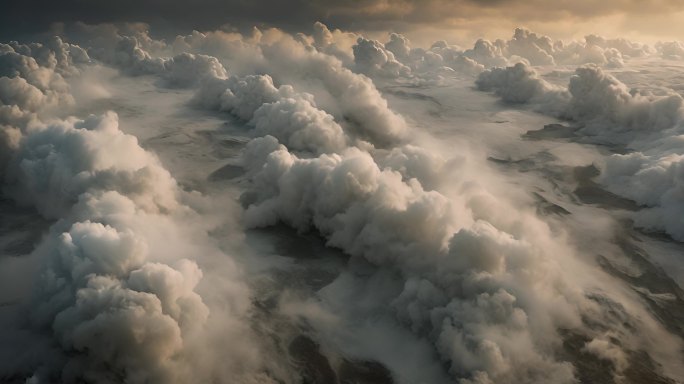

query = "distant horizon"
[[3, 0, 684, 45]]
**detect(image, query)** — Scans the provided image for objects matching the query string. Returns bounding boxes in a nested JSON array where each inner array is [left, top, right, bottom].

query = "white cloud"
[[353, 36, 411, 78]]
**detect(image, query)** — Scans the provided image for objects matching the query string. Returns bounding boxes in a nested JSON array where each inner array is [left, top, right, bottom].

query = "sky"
[[3, 0, 684, 44]]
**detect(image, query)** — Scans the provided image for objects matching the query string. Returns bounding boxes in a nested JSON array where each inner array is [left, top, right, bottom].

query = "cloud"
[[344, 27, 646, 85], [656, 41, 684, 60], [0, 108, 259, 382], [251, 97, 348, 154], [187, 31, 408, 146], [476, 60, 684, 241], [458, 28, 651, 69], [506, 28, 555, 65], [475, 62, 569, 115], [194, 74, 297, 119], [0, 44, 76, 113], [567, 66, 683, 132], [82, 34, 228, 87], [385, 33, 411, 60], [0, 40, 259, 381], [4, 113, 178, 218], [43, 223, 203, 384], [582, 336, 628, 377], [237, 135, 598, 383], [349, 32, 484, 81], [477, 62, 684, 135], [194, 73, 349, 154], [353, 37, 411, 78], [601, 149, 684, 240]]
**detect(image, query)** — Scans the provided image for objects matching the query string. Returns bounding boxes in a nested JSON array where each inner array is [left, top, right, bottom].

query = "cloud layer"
[[1, 21, 684, 384]]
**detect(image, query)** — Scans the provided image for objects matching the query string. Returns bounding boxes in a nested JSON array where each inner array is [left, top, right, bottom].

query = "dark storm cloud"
[[2, 0, 683, 39], [1, 0, 306, 38]]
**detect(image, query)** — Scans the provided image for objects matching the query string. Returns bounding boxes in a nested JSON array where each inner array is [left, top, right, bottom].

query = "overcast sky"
[[3, 0, 684, 44]]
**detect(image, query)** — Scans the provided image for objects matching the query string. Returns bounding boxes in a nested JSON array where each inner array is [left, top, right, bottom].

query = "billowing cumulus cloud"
[[476, 61, 684, 241], [0, 40, 262, 383], [0, 110, 259, 382], [185, 32, 409, 146], [353, 37, 411, 78], [475, 62, 568, 106]]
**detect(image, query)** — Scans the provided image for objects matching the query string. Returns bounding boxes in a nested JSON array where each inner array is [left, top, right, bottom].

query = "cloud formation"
[[0, 38, 260, 383], [476, 62, 684, 240]]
